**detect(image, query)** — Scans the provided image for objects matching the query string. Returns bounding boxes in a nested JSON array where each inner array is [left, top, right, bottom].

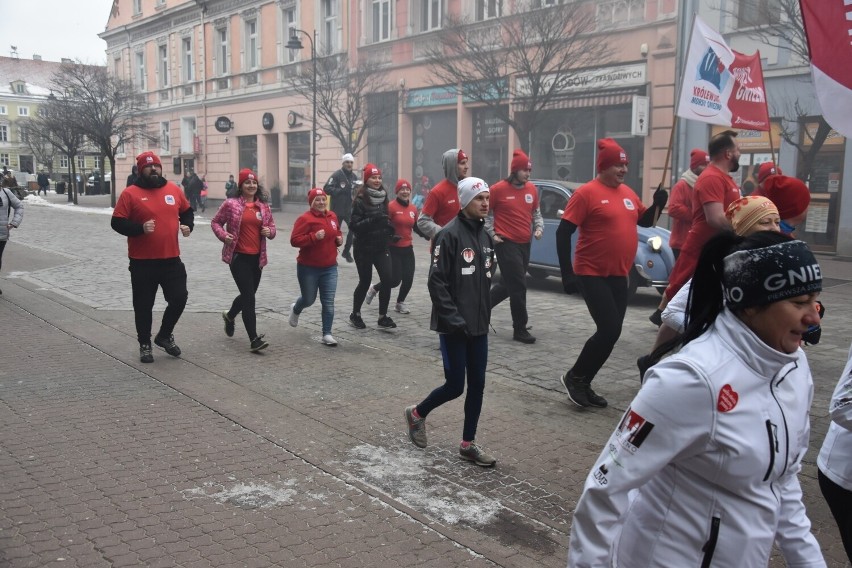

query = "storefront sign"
[[214, 116, 233, 133], [462, 79, 508, 103], [516, 64, 646, 97], [404, 86, 458, 109], [631, 96, 649, 137], [802, 122, 845, 147], [711, 123, 782, 151], [262, 112, 274, 130]]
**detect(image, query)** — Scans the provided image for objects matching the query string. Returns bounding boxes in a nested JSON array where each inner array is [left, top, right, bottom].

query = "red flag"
[[726, 51, 771, 131], [800, 0, 852, 137]]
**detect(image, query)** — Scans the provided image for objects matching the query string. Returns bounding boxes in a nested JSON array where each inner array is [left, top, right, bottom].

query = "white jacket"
[[817, 342, 852, 490], [568, 309, 825, 568]]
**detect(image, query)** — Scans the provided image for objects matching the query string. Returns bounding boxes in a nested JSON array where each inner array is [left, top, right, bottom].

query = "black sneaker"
[[377, 315, 397, 329], [560, 371, 589, 407], [139, 343, 154, 363], [222, 312, 235, 337], [513, 329, 536, 344], [349, 312, 366, 329], [649, 309, 663, 326], [154, 334, 182, 357], [583, 379, 608, 408], [250, 335, 269, 352], [342, 250, 354, 263]]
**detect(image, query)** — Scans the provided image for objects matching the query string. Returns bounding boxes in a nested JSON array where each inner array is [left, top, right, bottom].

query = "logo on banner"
[[690, 48, 728, 118]]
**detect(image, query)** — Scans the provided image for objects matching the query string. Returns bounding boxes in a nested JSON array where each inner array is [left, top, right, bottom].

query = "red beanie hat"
[[395, 179, 412, 194], [510, 149, 532, 173], [690, 149, 709, 171], [363, 163, 381, 179], [757, 162, 782, 184], [136, 151, 161, 171], [238, 168, 257, 186], [761, 175, 810, 220], [307, 187, 326, 205], [596, 138, 628, 173], [457, 149, 469, 163]]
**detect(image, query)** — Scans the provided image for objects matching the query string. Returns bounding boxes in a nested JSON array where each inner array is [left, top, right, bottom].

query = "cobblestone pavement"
[[1, 192, 851, 567]]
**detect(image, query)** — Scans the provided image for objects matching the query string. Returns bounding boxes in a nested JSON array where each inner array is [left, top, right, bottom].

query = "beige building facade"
[[102, 0, 679, 202]]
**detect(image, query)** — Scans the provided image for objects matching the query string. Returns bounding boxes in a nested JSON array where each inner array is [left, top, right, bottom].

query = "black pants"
[[819, 469, 852, 563], [569, 275, 628, 380], [490, 240, 531, 331], [372, 246, 415, 303], [129, 258, 188, 345], [338, 216, 354, 254], [226, 253, 263, 339], [0, 240, 6, 272], [353, 247, 392, 315]]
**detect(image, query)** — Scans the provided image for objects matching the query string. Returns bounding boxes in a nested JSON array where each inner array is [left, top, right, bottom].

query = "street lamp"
[[286, 28, 318, 189]]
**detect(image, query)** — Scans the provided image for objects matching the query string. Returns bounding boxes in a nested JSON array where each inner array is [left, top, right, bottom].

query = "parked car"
[[529, 179, 675, 299], [86, 173, 111, 194]]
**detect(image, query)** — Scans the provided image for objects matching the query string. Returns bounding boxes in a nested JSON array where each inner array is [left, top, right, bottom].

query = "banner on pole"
[[800, 0, 852, 138], [676, 16, 770, 131]]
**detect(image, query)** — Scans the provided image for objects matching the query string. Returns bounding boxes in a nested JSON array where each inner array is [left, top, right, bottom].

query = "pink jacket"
[[211, 196, 277, 267]]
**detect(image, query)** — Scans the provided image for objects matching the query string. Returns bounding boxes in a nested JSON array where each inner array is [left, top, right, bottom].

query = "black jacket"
[[324, 168, 358, 220], [428, 212, 495, 336], [350, 194, 393, 254]]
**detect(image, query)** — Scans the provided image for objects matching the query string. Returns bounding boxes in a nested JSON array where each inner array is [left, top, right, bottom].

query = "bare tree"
[[51, 62, 150, 207], [289, 53, 395, 156], [23, 118, 57, 176], [28, 95, 85, 204], [423, 0, 611, 151]]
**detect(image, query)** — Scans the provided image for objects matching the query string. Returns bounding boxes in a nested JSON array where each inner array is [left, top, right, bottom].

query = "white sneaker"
[[365, 283, 378, 305], [289, 303, 299, 327], [395, 302, 410, 314], [321, 334, 338, 346]]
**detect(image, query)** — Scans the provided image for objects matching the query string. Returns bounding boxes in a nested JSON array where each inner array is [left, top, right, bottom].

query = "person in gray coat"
[[0, 186, 24, 295]]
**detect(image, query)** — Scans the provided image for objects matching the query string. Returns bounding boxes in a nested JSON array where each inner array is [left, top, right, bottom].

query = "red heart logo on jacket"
[[717, 384, 739, 413]]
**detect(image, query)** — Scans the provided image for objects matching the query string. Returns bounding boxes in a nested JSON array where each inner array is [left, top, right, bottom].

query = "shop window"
[[287, 132, 311, 197], [238, 135, 258, 172]]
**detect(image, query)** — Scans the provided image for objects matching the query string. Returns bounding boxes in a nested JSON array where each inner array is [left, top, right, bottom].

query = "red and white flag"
[[800, 0, 852, 138], [677, 16, 771, 131]]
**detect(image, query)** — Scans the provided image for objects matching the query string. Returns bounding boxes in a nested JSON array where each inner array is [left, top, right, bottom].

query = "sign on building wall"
[[631, 96, 649, 137], [515, 64, 647, 98]]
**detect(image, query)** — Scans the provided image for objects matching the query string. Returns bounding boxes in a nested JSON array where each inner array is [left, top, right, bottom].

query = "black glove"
[[390, 234, 402, 243], [653, 186, 669, 208]]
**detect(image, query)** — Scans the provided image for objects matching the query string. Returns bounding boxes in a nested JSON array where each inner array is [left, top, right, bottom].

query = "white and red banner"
[[676, 16, 770, 131], [800, 0, 852, 138]]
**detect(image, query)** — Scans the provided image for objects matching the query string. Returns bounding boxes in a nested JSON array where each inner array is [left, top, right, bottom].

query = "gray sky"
[[5, 0, 115, 64]]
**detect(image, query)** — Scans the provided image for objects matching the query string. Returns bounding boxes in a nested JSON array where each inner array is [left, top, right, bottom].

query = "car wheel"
[[527, 267, 549, 280], [627, 267, 641, 300]]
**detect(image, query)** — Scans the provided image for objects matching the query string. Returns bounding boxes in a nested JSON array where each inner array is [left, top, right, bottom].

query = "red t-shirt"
[[489, 179, 539, 243], [688, 164, 741, 247], [112, 181, 191, 259], [667, 178, 693, 250], [421, 179, 460, 227], [562, 179, 646, 277], [235, 202, 262, 254], [389, 199, 417, 248]]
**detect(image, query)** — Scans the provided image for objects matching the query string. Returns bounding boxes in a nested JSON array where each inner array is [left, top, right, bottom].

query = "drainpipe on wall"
[[196, 0, 208, 175]]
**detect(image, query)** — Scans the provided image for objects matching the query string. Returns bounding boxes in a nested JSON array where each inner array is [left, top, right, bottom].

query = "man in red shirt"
[[667, 148, 709, 259], [486, 149, 543, 344], [556, 139, 667, 408], [650, 130, 742, 324], [416, 148, 469, 239], [111, 151, 194, 363]]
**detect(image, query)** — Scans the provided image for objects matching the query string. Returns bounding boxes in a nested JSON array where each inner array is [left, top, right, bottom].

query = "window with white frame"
[[737, 0, 780, 28], [476, 0, 501, 20], [156, 0, 166, 6], [15, 83, 25, 94], [182, 37, 194, 81], [133, 0, 142, 15], [160, 121, 171, 153], [113, 57, 122, 78], [94, 156, 101, 170], [135, 51, 146, 90], [18, 106, 29, 117], [245, 19, 259, 69], [18, 125, 28, 144], [181, 117, 197, 154], [418, 0, 443, 32], [0, 105, 6, 115], [60, 155, 69, 169], [321, 0, 338, 52], [158, 43, 169, 87], [533, 0, 565, 6], [0, 154, 9, 167], [77, 156, 85, 169], [0, 125, 7, 142], [217, 27, 229, 75], [284, 8, 297, 63], [597, 0, 645, 26], [371, 0, 392, 43]]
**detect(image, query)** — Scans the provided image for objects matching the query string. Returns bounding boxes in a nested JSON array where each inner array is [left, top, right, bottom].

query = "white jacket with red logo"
[[568, 309, 825, 568], [817, 342, 852, 491]]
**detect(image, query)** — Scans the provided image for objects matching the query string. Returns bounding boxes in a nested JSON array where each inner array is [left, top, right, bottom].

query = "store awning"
[[512, 88, 641, 110]]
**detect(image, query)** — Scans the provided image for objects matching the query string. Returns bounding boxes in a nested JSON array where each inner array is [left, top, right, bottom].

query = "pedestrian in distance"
[[667, 148, 709, 260], [36, 170, 50, 196], [324, 153, 360, 263], [404, 177, 498, 467], [348, 163, 397, 330], [416, 148, 470, 240], [289, 188, 343, 346], [568, 231, 825, 567], [556, 138, 668, 408], [225, 174, 237, 198], [485, 149, 543, 344], [126, 165, 138, 188], [365, 179, 418, 314], [0, 182, 24, 296], [110, 151, 193, 363], [211, 168, 277, 353]]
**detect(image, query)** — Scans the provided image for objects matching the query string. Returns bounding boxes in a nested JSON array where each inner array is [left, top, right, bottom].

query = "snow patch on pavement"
[[182, 479, 299, 509]]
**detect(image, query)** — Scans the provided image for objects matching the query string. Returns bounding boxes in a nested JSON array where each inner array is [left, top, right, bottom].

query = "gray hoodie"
[[0, 188, 24, 241], [416, 148, 464, 238]]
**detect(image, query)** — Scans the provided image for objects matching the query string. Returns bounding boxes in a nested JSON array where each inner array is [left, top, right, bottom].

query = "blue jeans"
[[417, 333, 488, 442], [294, 264, 338, 335]]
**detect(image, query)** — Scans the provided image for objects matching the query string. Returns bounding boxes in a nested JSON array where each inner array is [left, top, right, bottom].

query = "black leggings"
[[371, 246, 415, 303], [129, 258, 188, 345], [353, 247, 392, 315], [0, 240, 6, 272], [819, 469, 852, 563], [490, 240, 531, 331], [569, 275, 628, 380], [227, 253, 263, 339]]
